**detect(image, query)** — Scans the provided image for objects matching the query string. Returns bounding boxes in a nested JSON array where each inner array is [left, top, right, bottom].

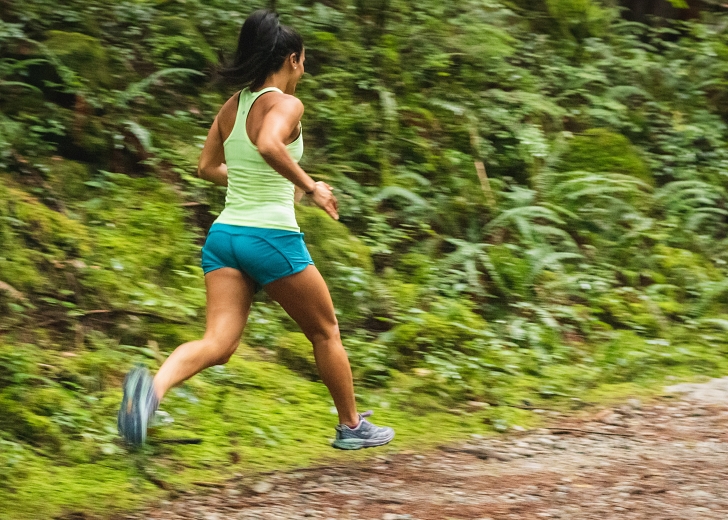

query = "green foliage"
[[381, 297, 490, 369], [543, 0, 613, 41], [296, 204, 373, 323], [148, 16, 217, 70], [559, 129, 652, 183], [276, 332, 318, 380], [44, 158, 90, 200], [43, 31, 112, 88]]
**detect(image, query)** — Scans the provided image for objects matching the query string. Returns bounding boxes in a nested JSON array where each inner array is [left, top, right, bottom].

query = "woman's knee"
[[203, 336, 239, 365], [305, 322, 340, 346]]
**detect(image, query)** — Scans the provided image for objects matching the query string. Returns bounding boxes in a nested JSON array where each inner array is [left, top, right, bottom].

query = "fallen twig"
[[547, 427, 635, 437], [156, 438, 203, 445], [34, 308, 191, 329], [192, 481, 226, 488]]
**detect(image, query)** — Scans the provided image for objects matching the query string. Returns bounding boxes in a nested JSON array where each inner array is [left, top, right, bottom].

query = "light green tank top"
[[215, 86, 304, 232]]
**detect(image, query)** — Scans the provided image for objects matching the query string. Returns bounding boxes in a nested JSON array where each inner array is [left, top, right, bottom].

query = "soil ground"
[[132, 378, 728, 520]]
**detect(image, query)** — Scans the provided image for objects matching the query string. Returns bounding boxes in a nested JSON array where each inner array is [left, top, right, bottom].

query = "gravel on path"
[[133, 378, 728, 520]]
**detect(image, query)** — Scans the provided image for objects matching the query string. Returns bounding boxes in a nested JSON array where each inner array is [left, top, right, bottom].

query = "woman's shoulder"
[[220, 90, 243, 113], [216, 91, 243, 137], [268, 91, 304, 116]]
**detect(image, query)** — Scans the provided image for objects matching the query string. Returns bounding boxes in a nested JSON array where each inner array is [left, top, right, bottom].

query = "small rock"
[[627, 398, 642, 410], [511, 425, 526, 432], [251, 481, 274, 494], [617, 405, 633, 416], [511, 447, 535, 457], [594, 409, 615, 422], [467, 400, 491, 409], [596, 411, 624, 426], [483, 449, 512, 461]]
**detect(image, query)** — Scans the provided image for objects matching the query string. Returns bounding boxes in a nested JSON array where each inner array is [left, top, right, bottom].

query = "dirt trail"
[[134, 378, 728, 520]]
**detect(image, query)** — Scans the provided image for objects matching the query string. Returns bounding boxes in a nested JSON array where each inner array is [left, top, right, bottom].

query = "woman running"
[[117, 9, 394, 450]]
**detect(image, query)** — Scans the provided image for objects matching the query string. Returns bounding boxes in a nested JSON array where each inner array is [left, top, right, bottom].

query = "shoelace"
[[337, 410, 374, 432]]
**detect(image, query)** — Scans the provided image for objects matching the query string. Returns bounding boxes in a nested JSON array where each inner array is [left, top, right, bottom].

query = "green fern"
[[112, 68, 205, 108]]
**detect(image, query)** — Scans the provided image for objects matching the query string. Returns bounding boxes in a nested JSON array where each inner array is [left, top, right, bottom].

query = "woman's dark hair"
[[218, 9, 303, 91]]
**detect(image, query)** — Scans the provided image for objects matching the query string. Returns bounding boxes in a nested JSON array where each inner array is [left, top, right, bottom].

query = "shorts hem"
[[261, 261, 314, 288], [203, 265, 264, 292], [202, 265, 228, 274]]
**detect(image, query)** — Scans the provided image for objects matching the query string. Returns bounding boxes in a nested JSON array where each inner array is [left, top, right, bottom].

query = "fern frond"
[[373, 186, 429, 207], [113, 68, 205, 108]]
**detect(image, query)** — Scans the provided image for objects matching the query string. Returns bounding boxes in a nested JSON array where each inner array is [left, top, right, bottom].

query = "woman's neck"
[[256, 71, 295, 94]]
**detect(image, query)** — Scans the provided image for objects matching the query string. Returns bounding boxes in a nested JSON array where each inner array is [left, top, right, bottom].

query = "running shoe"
[[117, 365, 158, 445], [332, 411, 395, 450]]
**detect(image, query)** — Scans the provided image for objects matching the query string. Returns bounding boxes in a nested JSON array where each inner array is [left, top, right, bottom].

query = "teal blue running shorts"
[[201, 223, 314, 291]]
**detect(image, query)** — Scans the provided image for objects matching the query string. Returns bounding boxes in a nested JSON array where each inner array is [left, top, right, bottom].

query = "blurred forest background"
[[3, 0, 728, 517]]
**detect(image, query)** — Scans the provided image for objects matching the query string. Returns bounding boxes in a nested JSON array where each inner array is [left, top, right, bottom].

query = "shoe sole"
[[118, 367, 152, 445], [332, 431, 395, 450]]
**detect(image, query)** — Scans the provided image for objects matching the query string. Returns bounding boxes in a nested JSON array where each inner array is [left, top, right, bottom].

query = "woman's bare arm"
[[197, 116, 229, 186], [256, 97, 339, 220], [197, 93, 338, 219]]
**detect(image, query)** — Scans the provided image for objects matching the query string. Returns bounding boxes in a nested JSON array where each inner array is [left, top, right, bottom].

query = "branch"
[[547, 427, 635, 437]]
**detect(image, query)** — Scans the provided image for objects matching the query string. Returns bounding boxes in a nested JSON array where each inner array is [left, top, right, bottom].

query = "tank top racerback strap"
[[236, 86, 283, 147]]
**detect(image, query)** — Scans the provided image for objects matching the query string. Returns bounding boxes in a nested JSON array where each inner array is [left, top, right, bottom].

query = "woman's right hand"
[[309, 181, 339, 220]]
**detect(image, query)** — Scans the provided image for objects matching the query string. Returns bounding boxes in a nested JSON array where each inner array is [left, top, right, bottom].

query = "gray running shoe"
[[332, 411, 394, 450], [117, 365, 158, 445]]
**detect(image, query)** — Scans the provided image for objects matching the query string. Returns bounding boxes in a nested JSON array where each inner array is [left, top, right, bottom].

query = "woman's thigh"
[[263, 265, 338, 341], [204, 267, 257, 347]]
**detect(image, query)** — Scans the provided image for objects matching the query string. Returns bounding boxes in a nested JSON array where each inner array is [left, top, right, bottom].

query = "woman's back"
[[215, 87, 304, 232]]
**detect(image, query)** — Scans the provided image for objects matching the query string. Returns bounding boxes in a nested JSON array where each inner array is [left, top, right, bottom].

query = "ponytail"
[[218, 9, 303, 90]]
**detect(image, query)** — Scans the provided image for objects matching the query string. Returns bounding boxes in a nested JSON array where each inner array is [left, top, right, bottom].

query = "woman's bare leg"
[[264, 265, 359, 427], [153, 267, 256, 400]]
